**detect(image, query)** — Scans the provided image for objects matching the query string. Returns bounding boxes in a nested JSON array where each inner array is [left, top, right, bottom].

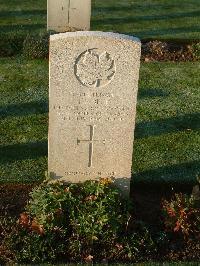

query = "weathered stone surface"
[[47, 0, 91, 32], [48, 31, 141, 194]]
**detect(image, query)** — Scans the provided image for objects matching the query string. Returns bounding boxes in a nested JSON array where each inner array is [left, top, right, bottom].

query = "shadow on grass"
[[0, 24, 45, 33], [0, 100, 48, 119], [92, 10, 200, 25], [124, 26, 200, 38], [138, 88, 170, 99], [135, 113, 200, 138], [135, 113, 200, 139], [0, 9, 46, 17], [0, 140, 47, 163], [93, 3, 200, 13], [133, 160, 200, 186]]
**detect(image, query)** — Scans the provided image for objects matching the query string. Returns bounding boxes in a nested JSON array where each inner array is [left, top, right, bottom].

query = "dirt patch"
[[141, 40, 200, 62], [0, 184, 38, 217]]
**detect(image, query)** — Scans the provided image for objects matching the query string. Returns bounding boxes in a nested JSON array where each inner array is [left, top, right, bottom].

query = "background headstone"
[[49, 31, 141, 194], [47, 0, 91, 32]]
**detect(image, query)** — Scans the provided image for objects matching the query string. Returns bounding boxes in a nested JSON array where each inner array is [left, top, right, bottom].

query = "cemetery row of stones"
[[1, 32, 200, 61]]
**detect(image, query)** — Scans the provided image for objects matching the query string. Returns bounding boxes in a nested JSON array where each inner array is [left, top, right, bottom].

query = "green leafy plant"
[[8, 179, 156, 263], [7, 180, 116, 262], [112, 221, 156, 262]]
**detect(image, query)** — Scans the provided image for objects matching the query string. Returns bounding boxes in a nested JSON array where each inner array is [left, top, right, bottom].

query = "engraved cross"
[[77, 125, 105, 167]]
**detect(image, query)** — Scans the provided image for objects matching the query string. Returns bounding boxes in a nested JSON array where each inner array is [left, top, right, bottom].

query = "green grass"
[[0, 0, 46, 38], [0, 0, 199, 40], [0, 58, 199, 185], [0, 57, 48, 183], [133, 62, 200, 185], [92, 0, 200, 40]]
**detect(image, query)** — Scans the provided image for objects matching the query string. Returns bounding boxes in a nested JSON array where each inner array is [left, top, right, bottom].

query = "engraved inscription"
[[54, 104, 131, 122], [77, 125, 106, 167], [75, 49, 116, 88], [65, 171, 116, 177]]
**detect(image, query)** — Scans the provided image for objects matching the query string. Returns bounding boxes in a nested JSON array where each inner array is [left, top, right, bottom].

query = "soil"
[[141, 40, 200, 62], [0, 184, 37, 218]]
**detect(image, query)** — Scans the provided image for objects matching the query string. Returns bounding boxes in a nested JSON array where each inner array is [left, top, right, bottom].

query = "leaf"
[[84, 254, 93, 262], [18, 212, 30, 228], [31, 219, 45, 235]]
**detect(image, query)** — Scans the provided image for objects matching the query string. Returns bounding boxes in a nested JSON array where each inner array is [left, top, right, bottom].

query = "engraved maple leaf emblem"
[[75, 49, 116, 88]]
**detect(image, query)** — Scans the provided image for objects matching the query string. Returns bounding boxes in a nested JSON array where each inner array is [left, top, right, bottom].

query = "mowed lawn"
[[0, 0, 199, 40], [0, 58, 199, 185], [92, 0, 200, 40]]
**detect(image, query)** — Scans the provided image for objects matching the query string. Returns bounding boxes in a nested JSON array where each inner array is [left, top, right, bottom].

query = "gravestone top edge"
[[50, 31, 141, 44]]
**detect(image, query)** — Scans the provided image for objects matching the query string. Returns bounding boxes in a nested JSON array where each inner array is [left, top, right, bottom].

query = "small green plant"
[[8, 179, 156, 263], [9, 179, 121, 262], [113, 221, 156, 262]]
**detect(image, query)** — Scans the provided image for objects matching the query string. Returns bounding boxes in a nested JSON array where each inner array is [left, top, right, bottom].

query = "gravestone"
[[47, 0, 91, 32], [48, 31, 141, 194]]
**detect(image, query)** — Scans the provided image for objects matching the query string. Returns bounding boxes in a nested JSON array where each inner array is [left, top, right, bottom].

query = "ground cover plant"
[[0, 179, 200, 263], [1, 179, 156, 263]]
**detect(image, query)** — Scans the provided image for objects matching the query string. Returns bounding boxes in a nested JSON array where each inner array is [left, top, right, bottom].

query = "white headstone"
[[48, 32, 141, 194], [47, 0, 91, 32]]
